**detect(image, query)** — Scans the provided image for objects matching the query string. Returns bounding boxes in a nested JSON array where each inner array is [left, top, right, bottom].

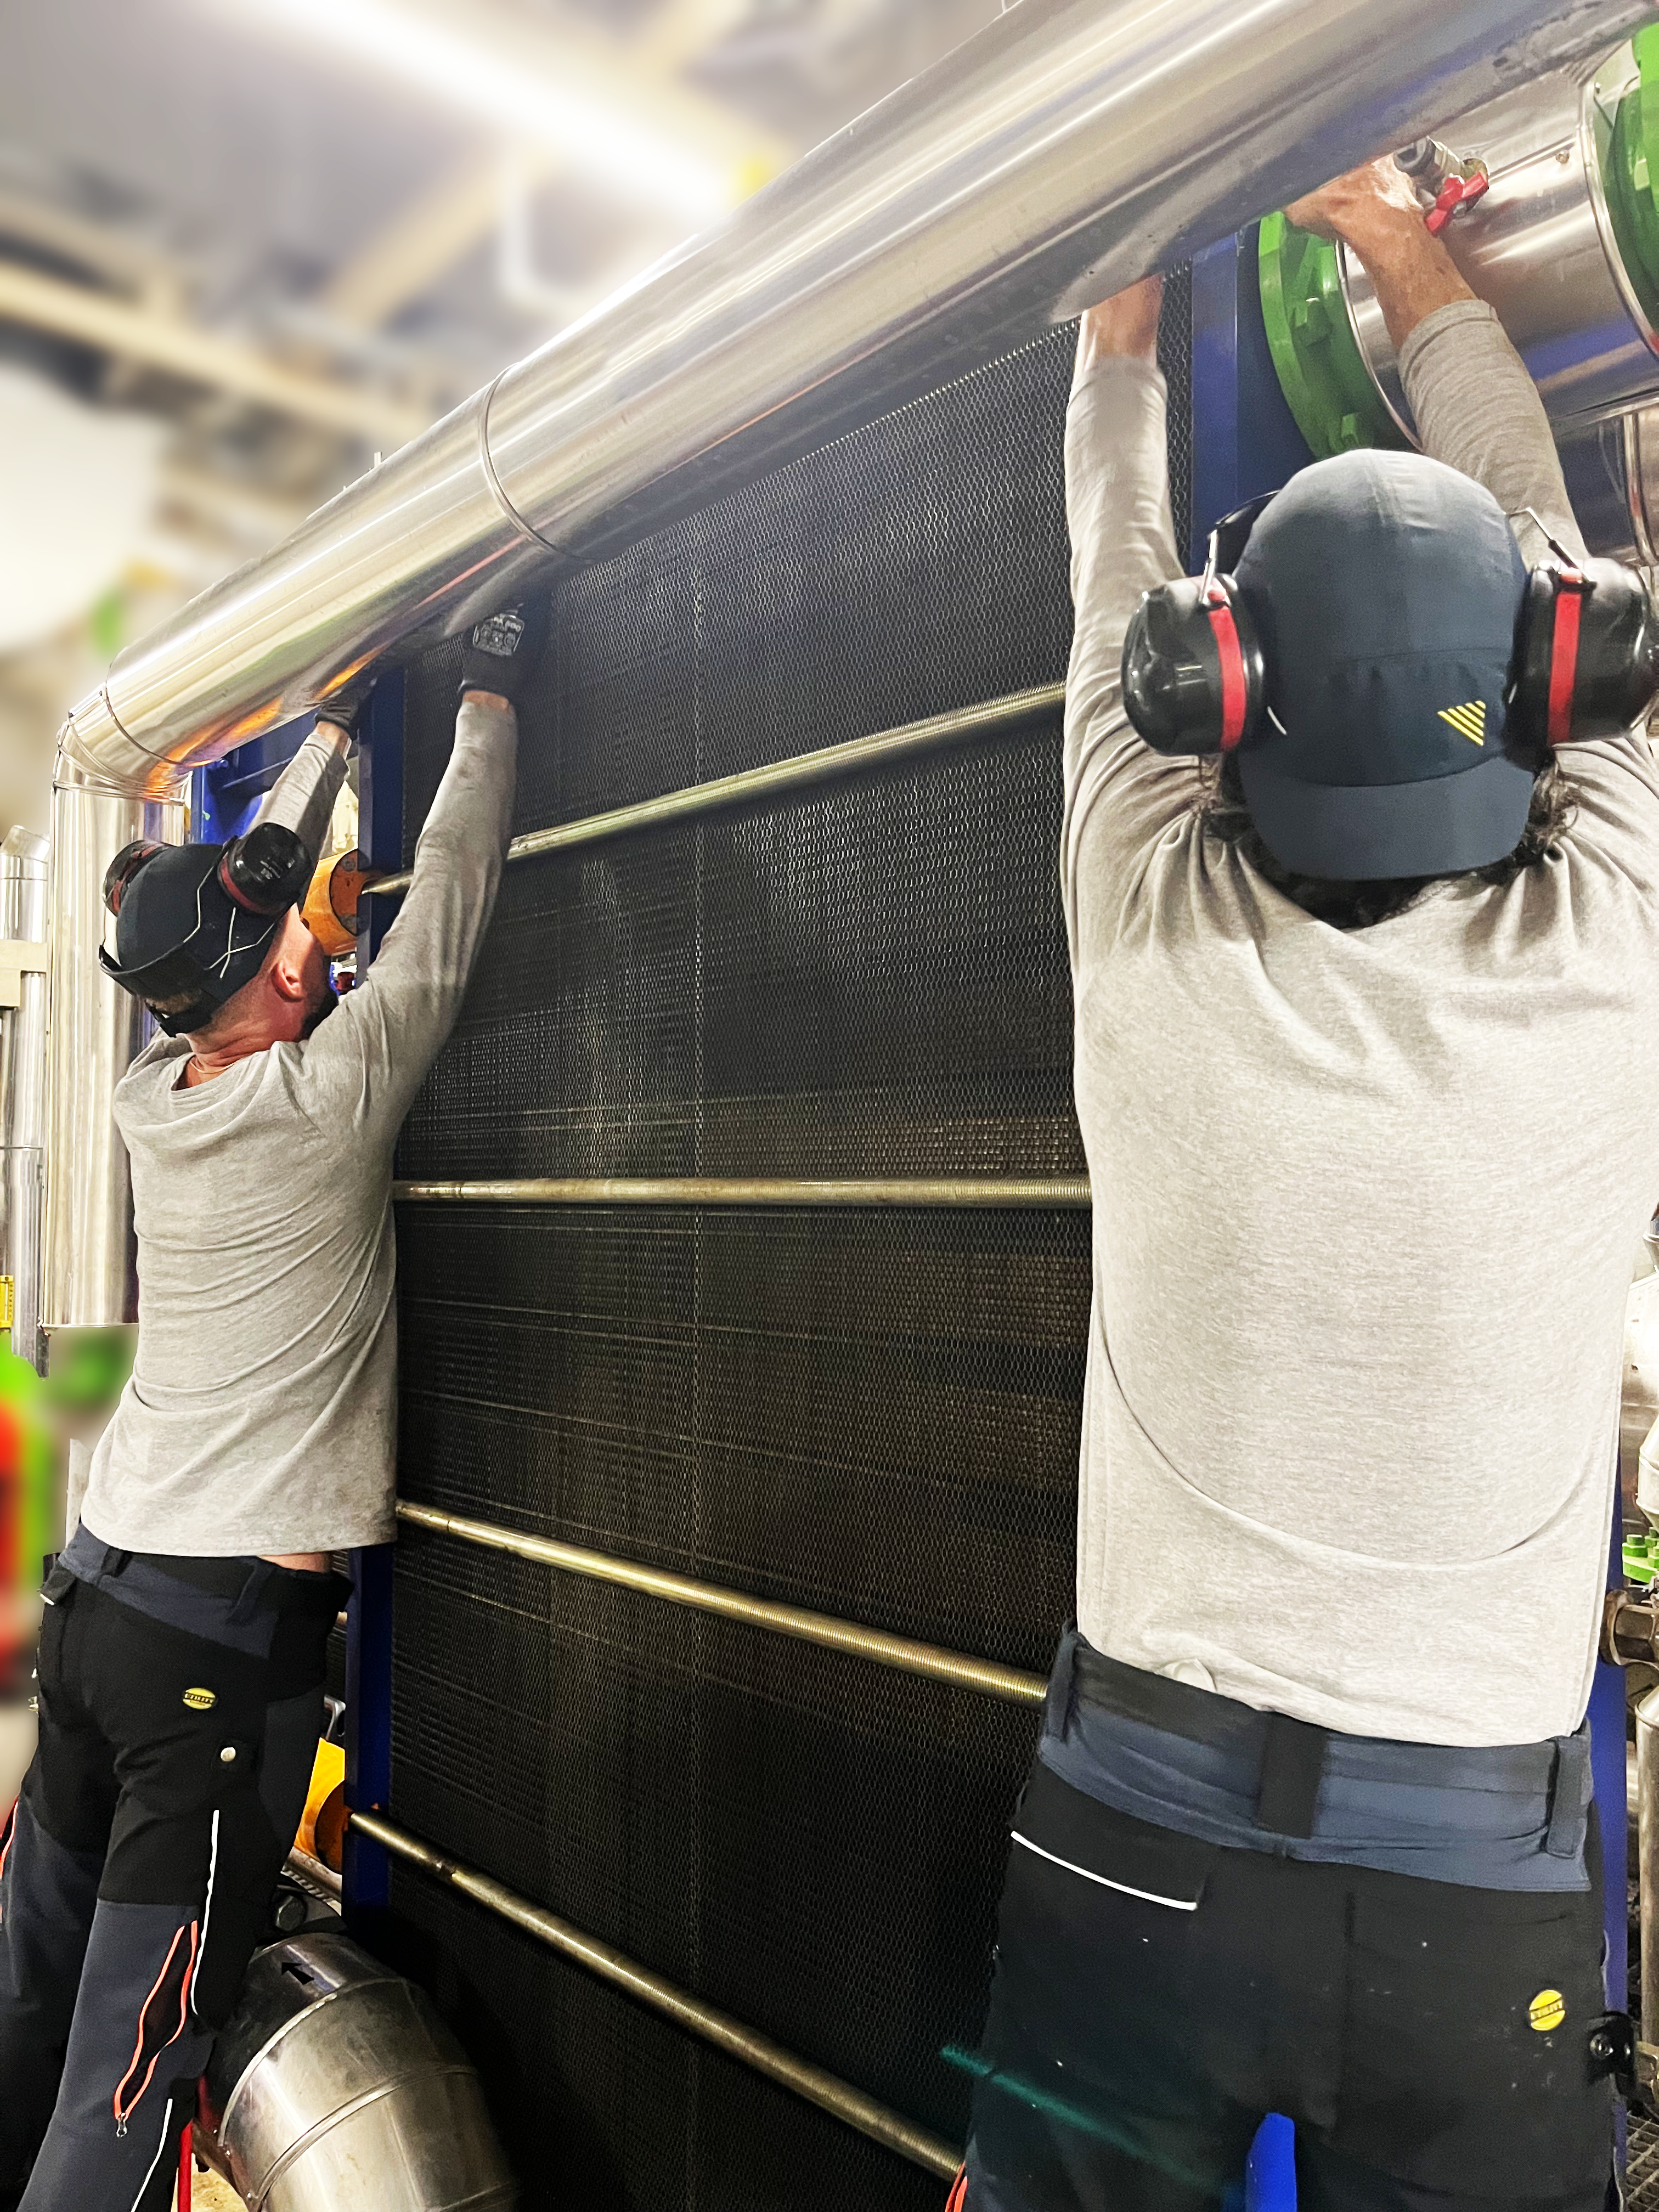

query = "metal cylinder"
[[0, 828, 48, 1365], [41, 778, 185, 1330], [1339, 62, 1659, 443], [1636, 1685, 1659, 2097], [55, 0, 1657, 802], [203, 1931, 517, 2212]]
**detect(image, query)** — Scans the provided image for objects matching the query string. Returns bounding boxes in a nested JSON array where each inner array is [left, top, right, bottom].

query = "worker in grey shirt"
[[0, 595, 544, 2212], [962, 163, 1659, 2212]]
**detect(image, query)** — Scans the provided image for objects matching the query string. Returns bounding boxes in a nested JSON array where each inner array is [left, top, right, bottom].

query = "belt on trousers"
[[59, 1528, 348, 1624], [1052, 1629, 1590, 1859]]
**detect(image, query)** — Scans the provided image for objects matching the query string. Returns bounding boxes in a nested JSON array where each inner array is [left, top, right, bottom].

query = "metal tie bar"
[[396, 1176, 1090, 1209], [349, 1808, 961, 2180], [397, 1500, 1048, 1708], [364, 682, 1065, 898]]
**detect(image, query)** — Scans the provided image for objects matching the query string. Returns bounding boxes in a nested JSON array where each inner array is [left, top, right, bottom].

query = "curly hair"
[[1195, 753, 1577, 930]]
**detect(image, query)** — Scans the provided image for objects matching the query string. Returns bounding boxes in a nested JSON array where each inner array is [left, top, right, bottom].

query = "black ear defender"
[[1121, 496, 1273, 755], [1505, 534, 1659, 765], [216, 823, 315, 916]]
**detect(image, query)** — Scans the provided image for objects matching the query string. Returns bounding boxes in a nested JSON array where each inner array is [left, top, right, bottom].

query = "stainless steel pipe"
[[394, 1176, 1092, 1209], [1341, 60, 1659, 442], [56, 0, 1655, 800], [349, 1811, 962, 2182], [397, 1499, 1050, 1706], [366, 682, 1066, 899], [0, 829, 48, 1364], [42, 778, 185, 1330]]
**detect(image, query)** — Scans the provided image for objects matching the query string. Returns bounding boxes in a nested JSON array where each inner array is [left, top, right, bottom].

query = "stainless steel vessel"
[[204, 1932, 517, 2211]]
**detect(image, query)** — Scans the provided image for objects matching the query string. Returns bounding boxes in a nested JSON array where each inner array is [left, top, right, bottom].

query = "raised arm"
[[1060, 275, 1204, 951], [1285, 161, 1588, 567], [302, 599, 545, 1142], [253, 718, 352, 871], [1064, 275, 1181, 789]]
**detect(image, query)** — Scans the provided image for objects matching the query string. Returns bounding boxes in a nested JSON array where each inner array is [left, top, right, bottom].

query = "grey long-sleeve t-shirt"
[[1066, 298, 1659, 1747], [78, 696, 517, 1557]]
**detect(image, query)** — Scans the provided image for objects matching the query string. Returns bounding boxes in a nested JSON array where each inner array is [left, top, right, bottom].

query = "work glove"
[[458, 592, 551, 710], [313, 666, 376, 738]]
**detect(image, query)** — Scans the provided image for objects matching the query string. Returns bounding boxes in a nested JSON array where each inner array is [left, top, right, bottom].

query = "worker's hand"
[[1285, 157, 1423, 250], [1285, 156, 1476, 351], [458, 592, 551, 712], [314, 667, 375, 738], [1076, 273, 1164, 380]]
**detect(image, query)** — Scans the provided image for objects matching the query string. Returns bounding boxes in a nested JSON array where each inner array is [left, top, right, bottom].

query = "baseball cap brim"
[[1239, 745, 1536, 882]]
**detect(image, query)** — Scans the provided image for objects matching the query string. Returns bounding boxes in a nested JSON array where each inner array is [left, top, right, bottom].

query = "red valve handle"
[[1425, 170, 1489, 237]]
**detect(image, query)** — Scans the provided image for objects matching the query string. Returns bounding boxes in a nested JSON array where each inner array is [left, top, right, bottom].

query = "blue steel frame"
[[1189, 226, 1631, 2205], [343, 670, 404, 1933]]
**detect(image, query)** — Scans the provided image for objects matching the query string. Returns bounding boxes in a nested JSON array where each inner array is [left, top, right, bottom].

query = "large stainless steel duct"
[[55, 0, 1659, 797], [46, 0, 1659, 1327], [0, 828, 48, 1364], [42, 778, 185, 1330]]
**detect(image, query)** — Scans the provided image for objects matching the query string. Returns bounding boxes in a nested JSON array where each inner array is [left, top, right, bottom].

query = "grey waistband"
[[1040, 1627, 1592, 1893]]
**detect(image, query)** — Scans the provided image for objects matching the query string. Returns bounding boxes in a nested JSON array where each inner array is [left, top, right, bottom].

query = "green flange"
[[1597, 26, 1659, 334], [1257, 212, 1407, 461]]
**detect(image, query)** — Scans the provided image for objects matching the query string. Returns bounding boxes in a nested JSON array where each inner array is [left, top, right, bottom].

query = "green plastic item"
[[1598, 28, 1659, 334], [1257, 213, 1408, 461], [1627, 1530, 1659, 1585]]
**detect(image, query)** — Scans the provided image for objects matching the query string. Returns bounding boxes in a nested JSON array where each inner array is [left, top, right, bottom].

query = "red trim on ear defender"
[[1548, 571, 1585, 749], [1205, 583, 1249, 751]]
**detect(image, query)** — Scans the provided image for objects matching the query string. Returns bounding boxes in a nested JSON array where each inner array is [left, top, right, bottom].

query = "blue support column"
[[343, 670, 405, 1931], [1189, 228, 1312, 569], [1590, 1487, 1630, 2185]]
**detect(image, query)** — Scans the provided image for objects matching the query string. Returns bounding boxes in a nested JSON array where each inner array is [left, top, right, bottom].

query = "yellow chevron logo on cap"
[[1437, 700, 1487, 746]]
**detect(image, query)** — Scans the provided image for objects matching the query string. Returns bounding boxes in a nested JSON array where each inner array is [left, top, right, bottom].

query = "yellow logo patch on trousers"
[[1528, 1988, 1566, 2033], [182, 1688, 217, 1712]]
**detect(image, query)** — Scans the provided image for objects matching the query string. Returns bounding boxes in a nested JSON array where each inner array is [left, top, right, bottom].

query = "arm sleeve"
[[300, 696, 518, 1142], [1398, 299, 1588, 567], [1401, 296, 1659, 849], [252, 721, 351, 866], [1060, 353, 1204, 960]]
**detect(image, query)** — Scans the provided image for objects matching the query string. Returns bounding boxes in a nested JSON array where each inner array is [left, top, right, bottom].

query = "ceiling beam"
[[312, 0, 787, 335], [317, 150, 558, 331], [0, 261, 427, 444]]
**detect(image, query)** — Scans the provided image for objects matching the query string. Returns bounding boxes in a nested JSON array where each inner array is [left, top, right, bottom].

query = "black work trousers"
[[0, 1541, 345, 2212], [963, 1760, 1616, 2212]]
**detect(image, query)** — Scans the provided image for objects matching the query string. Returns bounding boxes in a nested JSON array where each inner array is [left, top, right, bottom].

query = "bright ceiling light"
[[218, 0, 731, 219]]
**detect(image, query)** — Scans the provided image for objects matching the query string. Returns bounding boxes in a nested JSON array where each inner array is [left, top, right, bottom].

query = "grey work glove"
[[458, 593, 551, 710]]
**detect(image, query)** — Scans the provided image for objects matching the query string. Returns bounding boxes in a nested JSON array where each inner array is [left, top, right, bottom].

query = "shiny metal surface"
[[41, 779, 185, 1330], [349, 1810, 962, 2181], [397, 1499, 1049, 1706], [367, 681, 1066, 899], [1638, 1686, 1659, 2097], [205, 1931, 516, 2212], [0, 829, 48, 1364], [1558, 401, 1659, 564], [1342, 58, 1659, 443], [394, 1174, 1093, 1207], [59, 391, 548, 796], [58, 0, 1655, 801]]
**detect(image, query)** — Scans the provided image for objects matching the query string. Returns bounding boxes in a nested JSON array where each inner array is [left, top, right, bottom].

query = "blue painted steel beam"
[[344, 671, 404, 1930]]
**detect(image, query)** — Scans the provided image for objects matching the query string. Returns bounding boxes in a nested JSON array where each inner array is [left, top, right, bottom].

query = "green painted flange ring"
[[1598, 26, 1659, 334], [1257, 212, 1407, 461]]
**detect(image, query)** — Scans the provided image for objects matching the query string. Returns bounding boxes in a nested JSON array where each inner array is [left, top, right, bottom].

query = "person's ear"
[[267, 922, 312, 1005]]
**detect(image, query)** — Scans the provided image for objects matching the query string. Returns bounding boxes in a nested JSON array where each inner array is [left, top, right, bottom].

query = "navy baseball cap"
[[1233, 449, 1534, 881], [99, 841, 281, 1033]]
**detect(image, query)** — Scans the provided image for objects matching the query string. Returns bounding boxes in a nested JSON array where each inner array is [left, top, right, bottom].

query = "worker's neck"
[[182, 1000, 304, 1083]]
